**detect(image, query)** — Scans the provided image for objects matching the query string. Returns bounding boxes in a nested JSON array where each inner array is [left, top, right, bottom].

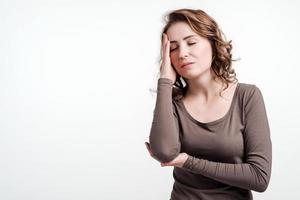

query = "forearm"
[[149, 78, 181, 163], [182, 154, 271, 192]]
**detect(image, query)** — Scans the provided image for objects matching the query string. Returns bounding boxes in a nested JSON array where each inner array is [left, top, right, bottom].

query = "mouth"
[[181, 62, 195, 68]]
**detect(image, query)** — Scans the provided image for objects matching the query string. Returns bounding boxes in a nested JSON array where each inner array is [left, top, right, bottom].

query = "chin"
[[180, 69, 200, 78], [179, 64, 209, 78]]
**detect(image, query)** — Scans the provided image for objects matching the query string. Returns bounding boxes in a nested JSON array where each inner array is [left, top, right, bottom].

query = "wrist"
[[180, 153, 190, 168], [158, 77, 174, 84]]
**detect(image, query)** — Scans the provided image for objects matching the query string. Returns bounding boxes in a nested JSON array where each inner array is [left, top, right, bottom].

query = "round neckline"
[[178, 82, 240, 126]]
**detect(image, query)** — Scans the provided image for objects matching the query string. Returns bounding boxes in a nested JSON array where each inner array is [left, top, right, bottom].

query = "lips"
[[181, 62, 194, 68]]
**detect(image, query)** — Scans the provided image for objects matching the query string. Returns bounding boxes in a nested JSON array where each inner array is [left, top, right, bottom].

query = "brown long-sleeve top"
[[148, 78, 272, 200]]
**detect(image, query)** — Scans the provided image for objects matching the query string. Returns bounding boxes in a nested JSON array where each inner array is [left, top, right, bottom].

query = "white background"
[[0, 0, 299, 199]]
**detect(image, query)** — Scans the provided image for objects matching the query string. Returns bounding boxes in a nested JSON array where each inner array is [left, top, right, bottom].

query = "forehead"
[[166, 22, 198, 41]]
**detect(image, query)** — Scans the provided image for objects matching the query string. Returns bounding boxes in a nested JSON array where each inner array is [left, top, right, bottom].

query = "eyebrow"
[[170, 35, 198, 43]]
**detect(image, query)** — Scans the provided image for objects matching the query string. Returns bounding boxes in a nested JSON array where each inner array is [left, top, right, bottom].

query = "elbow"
[[150, 144, 180, 163], [252, 171, 271, 193], [153, 150, 180, 163], [253, 181, 269, 193], [248, 161, 271, 192]]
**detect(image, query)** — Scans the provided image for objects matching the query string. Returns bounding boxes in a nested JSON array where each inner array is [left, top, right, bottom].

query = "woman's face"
[[166, 22, 213, 79]]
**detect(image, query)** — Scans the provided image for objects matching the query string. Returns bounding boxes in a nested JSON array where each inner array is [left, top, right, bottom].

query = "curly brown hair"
[[158, 8, 239, 96]]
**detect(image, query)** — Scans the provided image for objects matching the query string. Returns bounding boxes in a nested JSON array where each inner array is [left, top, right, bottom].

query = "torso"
[[181, 82, 238, 123]]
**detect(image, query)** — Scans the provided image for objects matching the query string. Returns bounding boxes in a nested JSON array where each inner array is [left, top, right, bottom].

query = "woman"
[[145, 8, 272, 200]]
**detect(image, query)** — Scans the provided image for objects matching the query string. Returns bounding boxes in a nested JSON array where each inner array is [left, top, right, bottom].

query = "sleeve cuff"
[[158, 78, 173, 85]]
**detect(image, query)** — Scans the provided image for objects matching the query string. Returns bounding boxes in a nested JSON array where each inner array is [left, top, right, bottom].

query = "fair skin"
[[145, 21, 238, 167]]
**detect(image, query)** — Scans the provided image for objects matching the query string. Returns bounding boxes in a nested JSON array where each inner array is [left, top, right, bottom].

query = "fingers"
[[160, 33, 171, 75], [161, 34, 165, 63], [162, 33, 170, 60], [164, 34, 170, 58]]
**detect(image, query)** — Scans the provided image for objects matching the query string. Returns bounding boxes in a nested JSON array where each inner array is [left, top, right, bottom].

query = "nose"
[[178, 46, 189, 60]]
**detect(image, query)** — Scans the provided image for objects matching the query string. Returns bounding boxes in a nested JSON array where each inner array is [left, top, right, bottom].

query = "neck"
[[185, 69, 224, 104]]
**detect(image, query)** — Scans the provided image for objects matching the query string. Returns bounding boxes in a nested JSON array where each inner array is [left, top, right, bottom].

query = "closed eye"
[[170, 42, 196, 52]]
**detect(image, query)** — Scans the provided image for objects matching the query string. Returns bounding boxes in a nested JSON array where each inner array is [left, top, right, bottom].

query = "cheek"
[[201, 48, 212, 59], [196, 45, 213, 61], [170, 53, 180, 67]]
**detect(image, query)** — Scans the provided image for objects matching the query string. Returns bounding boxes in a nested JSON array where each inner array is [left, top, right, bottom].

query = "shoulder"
[[238, 82, 259, 93], [238, 82, 263, 100], [237, 82, 265, 111]]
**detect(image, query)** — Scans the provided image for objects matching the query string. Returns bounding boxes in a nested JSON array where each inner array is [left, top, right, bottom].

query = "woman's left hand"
[[145, 142, 189, 168]]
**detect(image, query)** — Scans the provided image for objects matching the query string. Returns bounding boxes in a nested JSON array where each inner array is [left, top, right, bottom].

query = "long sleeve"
[[182, 85, 272, 193], [149, 78, 181, 163]]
